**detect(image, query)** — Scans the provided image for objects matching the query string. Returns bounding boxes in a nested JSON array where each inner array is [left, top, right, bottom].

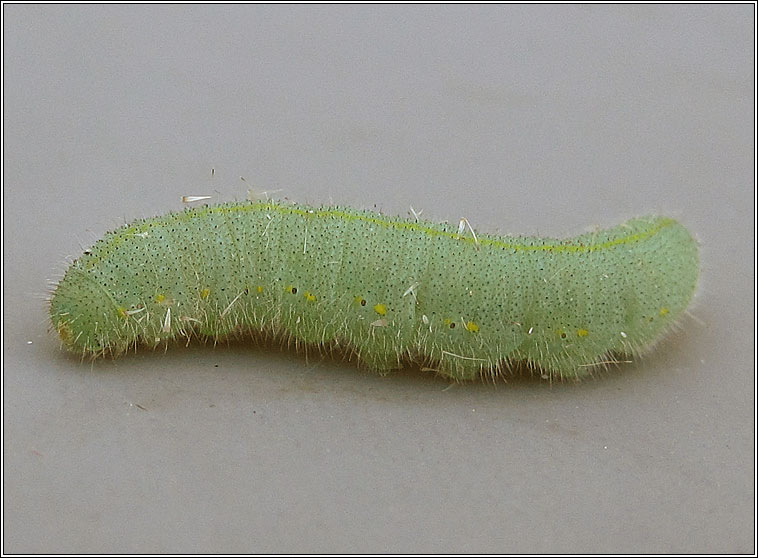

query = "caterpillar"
[[49, 200, 699, 381]]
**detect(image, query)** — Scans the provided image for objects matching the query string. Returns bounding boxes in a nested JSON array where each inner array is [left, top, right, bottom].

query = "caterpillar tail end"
[[49, 269, 133, 358]]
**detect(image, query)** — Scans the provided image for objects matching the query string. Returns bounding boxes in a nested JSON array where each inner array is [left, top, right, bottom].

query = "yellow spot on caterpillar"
[[155, 293, 166, 303], [200, 289, 210, 299], [56, 322, 73, 344], [373, 303, 387, 316], [660, 307, 669, 316], [466, 321, 479, 333], [117, 306, 128, 319], [256, 286, 264, 293], [304, 291, 316, 302], [577, 328, 589, 337]]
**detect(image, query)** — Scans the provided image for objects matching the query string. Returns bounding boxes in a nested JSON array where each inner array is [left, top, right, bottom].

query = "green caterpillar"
[[49, 200, 699, 381]]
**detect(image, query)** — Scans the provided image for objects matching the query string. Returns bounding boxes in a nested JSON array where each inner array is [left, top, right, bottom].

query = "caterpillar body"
[[50, 200, 699, 381]]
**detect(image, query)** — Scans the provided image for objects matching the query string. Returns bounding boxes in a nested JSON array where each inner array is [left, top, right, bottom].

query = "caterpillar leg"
[[526, 354, 600, 381], [357, 349, 402, 374], [435, 358, 484, 382]]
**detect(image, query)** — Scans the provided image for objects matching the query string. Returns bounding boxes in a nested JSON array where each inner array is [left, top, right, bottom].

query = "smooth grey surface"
[[3, 4, 754, 554]]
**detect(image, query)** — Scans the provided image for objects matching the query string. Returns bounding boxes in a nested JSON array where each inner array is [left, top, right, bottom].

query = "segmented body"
[[50, 201, 699, 380]]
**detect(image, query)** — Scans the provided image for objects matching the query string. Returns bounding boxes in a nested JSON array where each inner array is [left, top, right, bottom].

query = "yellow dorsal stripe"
[[87, 202, 676, 268], [245, 202, 675, 253]]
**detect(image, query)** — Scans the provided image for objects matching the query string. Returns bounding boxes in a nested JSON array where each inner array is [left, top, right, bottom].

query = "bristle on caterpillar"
[[49, 200, 699, 381]]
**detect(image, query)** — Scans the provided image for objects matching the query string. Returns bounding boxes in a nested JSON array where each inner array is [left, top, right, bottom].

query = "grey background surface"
[[3, 4, 754, 554]]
